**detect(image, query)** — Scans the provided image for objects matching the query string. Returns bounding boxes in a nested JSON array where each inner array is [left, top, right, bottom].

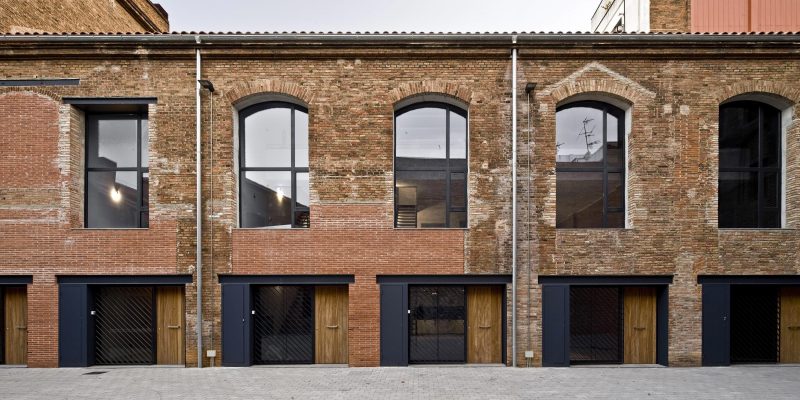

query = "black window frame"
[[718, 100, 782, 229], [238, 101, 309, 228], [555, 100, 626, 229], [84, 112, 149, 228], [393, 102, 469, 228]]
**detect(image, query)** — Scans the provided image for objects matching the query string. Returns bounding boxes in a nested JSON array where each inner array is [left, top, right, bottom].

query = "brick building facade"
[[0, 0, 168, 33], [1, 4, 799, 369]]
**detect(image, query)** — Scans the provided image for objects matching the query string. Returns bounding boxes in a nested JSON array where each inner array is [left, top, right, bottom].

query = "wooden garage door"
[[467, 286, 502, 364], [4, 287, 27, 365], [315, 286, 348, 364], [623, 287, 656, 364], [781, 287, 800, 363], [156, 286, 184, 365]]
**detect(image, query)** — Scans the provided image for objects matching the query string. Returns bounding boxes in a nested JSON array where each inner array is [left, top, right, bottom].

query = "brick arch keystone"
[[388, 81, 473, 106], [224, 79, 313, 106]]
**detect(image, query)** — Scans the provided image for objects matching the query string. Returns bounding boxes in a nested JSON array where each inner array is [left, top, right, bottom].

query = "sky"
[[155, 0, 602, 33]]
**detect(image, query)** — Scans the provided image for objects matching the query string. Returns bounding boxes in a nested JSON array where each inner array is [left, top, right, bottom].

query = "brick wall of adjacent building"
[[1, 35, 799, 367], [0, 0, 168, 33], [650, 0, 691, 32]]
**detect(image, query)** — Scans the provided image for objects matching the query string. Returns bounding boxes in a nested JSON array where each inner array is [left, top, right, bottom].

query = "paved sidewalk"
[[0, 365, 798, 399]]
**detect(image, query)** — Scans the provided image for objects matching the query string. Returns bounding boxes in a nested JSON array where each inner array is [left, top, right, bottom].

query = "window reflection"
[[556, 101, 625, 228], [395, 103, 468, 228], [240, 103, 310, 228]]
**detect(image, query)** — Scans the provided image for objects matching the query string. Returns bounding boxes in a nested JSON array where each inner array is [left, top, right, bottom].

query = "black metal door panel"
[[409, 286, 465, 363], [252, 286, 314, 364], [570, 286, 622, 364], [93, 287, 154, 365], [731, 285, 779, 363]]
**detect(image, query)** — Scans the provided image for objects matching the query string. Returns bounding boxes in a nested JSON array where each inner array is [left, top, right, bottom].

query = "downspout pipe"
[[511, 35, 518, 368], [195, 35, 203, 368]]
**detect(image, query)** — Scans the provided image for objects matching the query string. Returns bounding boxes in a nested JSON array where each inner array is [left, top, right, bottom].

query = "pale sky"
[[156, 0, 601, 33]]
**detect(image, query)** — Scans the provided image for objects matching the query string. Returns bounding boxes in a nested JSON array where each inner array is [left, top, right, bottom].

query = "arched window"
[[394, 102, 467, 228], [719, 101, 782, 228], [556, 101, 625, 228], [239, 102, 309, 228]]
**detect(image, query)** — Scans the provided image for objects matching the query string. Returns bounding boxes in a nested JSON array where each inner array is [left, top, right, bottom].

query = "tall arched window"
[[556, 101, 625, 228], [394, 102, 467, 228], [239, 101, 309, 228], [719, 101, 782, 228]]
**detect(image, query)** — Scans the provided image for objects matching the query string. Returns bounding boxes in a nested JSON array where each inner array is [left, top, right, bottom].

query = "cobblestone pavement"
[[0, 365, 798, 399]]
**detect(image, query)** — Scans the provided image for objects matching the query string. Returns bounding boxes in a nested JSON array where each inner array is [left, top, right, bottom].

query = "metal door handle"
[[16, 326, 27, 330], [168, 325, 181, 329], [789, 326, 800, 331], [479, 325, 491, 329], [326, 325, 339, 329]]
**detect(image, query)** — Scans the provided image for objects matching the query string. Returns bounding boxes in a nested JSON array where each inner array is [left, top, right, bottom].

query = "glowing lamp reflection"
[[110, 187, 122, 203], [276, 187, 285, 201]]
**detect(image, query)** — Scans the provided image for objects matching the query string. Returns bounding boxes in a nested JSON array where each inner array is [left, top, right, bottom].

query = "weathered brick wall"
[[1, 36, 798, 368], [0, 0, 168, 33], [650, 0, 691, 32]]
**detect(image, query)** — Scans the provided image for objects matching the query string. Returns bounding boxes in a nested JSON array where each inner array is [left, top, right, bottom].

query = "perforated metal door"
[[409, 286, 465, 363], [93, 287, 154, 365], [570, 286, 622, 364], [252, 286, 314, 364]]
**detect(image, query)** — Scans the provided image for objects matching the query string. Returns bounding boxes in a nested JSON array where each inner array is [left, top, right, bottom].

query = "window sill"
[[556, 227, 630, 231], [393, 227, 469, 231], [718, 228, 797, 232], [234, 227, 310, 231]]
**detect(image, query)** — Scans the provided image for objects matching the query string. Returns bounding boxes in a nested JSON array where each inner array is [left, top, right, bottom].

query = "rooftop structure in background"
[[0, 0, 169, 34], [593, 0, 800, 33]]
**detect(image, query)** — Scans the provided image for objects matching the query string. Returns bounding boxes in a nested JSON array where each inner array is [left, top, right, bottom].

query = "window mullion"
[[445, 109, 451, 228], [602, 108, 608, 227], [291, 108, 296, 227]]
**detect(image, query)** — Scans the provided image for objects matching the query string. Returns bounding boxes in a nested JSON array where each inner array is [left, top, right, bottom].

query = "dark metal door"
[[731, 285, 779, 363], [93, 287, 155, 365], [409, 286, 465, 363], [252, 286, 314, 364], [570, 286, 622, 364]]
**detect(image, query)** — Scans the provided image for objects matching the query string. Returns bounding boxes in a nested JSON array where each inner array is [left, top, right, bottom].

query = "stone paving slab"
[[0, 365, 798, 399]]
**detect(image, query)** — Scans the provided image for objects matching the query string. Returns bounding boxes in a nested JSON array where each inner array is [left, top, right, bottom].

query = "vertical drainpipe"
[[511, 35, 518, 368], [195, 35, 203, 368]]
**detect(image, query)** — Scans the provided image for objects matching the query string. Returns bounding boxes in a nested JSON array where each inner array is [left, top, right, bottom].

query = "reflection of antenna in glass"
[[573, 116, 599, 162]]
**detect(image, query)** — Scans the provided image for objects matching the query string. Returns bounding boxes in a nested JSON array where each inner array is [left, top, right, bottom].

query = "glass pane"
[[607, 172, 623, 209], [557, 106, 605, 169], [763, 209, 780, 228], [761, 105, 781, 168], [88, 117, 138, 168], [449, 212, 467, 228], [720, 104, 759, 168], [295, 109, 309, 168], [140, 212, 149, 228], [556, 171, 604, 228], [86, 171, 139, 228], [450, 111, 467, 170], [396, 170, 446, 228], [241, 171, 292, 228], [294, 210, 310, 228], [607, 211, 624, 228], [606, 112, 623, 169], [140, 119, 149, 166], [244, 107, 291, 168], [435, 286, 466, 362], [396, 107, 447, 169], [450, 172, 466, 209], [142, 172, 149, 208], [764, 171, 779, 208], [296, 172, 310, 208], [719, 171, 758, 228]]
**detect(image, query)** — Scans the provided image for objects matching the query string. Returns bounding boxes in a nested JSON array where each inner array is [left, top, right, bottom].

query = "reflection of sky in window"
[[396, 108, 446, 159], [296, 173, 310, 206], [246, 171, 292, 199], [556, 107, 603, 162], [245, 108, 291, 167], [450, 112, 467, 159], [97, 119, 138, 187], [295, 110, 309, 167]]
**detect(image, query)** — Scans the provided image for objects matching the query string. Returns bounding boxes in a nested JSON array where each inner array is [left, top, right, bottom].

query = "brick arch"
[[714, 81, 799, 106], [0, 87, 62, 103], [538, 62, 655, 106], [224, 79, 313, 106], [388, 81, 473, 107]]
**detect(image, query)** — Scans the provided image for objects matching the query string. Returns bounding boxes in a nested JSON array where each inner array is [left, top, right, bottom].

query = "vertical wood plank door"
[[4, 287, 27, 365], [781, 287, 800, 363], [315, 286, 348, 364], [467, 286, 502, 364], [623, 287, 657, 364], [156, 286, 184, 365]]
